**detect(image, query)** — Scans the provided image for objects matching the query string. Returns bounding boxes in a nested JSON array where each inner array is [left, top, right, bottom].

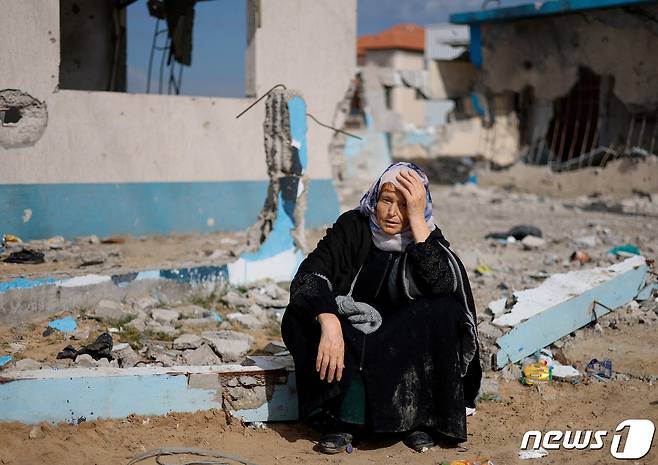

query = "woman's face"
[[376, 183, 409, 235]]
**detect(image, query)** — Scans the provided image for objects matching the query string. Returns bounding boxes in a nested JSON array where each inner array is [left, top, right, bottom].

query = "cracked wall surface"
[[0, 90, 48, 149], [479, 5, 658, 111]]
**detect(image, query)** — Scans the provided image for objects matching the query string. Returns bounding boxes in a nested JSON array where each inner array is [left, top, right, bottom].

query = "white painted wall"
[[1, 0, 356, 184], [248, 0, 356, 180]]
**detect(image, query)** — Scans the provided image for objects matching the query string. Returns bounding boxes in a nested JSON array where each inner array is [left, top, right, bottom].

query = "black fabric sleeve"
[[289, 272, 339, 318], [288, 210, 364, 318], [404, 228, 457, 296]]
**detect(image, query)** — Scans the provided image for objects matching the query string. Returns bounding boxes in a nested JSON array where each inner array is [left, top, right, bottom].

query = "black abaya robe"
[[281, 210, 482, 442]]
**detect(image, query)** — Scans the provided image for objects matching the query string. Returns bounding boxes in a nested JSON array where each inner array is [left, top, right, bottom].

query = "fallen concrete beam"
[[490, 256, 649, 368], [0, 357, 297, 425]]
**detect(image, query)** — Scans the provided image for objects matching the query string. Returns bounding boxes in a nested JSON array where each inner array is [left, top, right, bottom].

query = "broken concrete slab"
[[227, 313, 265, 330], [183, 344, 222, 366], [173, 334, 203, 350], [91, 300, 133, 321], [111, 343, 140, 368], [490, 256, 649, 368], [0, 362, 297, 424], [151, 308, 180, 324], [202, 331, 253, 363]]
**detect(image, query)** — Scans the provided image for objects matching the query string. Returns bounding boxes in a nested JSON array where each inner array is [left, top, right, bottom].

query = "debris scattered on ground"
[[486, 225, 542, 241], [585, 358, 613, 380], [2, 248, 45, 264], [607, 244, 641, 257], [57, 332, 114, 361], [0, 355, 12, 367], [518, 447, 548, 459], [570, 250, 590, 264], [46, 316, 77, 335]]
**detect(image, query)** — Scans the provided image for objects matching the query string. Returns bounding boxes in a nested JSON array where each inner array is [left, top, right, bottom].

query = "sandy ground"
[[1, 166, 657, 464]]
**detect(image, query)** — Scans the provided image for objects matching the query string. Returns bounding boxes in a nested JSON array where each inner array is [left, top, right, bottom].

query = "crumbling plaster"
[[479, 5, 658, 110]]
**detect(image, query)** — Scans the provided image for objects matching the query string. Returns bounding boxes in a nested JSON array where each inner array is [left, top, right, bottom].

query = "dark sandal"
[[318, 432, 353, 454], [403, 430, 434, 452]]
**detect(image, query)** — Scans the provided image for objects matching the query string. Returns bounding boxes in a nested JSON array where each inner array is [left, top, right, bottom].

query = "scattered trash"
[[521, 361, 552, 385], [57, 332, 113, 361], [585, 358, 613, 380], [47, 316, 77, 334], [2, 234, 22, 246], [486, 225, 542, 241], [211, 311, 223, 322], [518, 447, 548, 459], [439, 459, 494, 465], [0, 355, 12, 367], [2, 248, 45, 264], [475, 263, 494, 275], [607, 244, 641, 257], [570, 249, 590, 264], [101, 236, 126, 244]]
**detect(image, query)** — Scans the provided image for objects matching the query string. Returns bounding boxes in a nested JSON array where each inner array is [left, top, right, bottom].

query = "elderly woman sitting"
[[281, 162, 481, 453]]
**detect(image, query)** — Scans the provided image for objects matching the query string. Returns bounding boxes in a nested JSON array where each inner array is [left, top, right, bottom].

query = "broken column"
[[228, 89, 308, 285]]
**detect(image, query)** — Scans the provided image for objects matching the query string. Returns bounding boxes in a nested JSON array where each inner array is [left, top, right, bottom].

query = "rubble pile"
[[0, 279, 291, 371]]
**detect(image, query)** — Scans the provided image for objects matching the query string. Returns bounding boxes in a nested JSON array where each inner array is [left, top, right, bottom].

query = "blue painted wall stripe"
[[0, 179, 340, 240], [451, 0, 654, 24]]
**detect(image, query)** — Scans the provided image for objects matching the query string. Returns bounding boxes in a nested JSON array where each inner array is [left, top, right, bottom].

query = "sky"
[[126, 0, 529, 97]]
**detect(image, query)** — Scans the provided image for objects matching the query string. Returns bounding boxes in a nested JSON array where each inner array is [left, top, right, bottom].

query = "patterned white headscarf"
[[356, 162, 436, 252]]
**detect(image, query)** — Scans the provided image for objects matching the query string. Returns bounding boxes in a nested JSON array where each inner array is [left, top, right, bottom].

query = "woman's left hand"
[[396, 170, 426, 222]]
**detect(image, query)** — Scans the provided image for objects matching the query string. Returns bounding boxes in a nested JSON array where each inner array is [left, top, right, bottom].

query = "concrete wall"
[[247, 0, 356, 181], [478, 4, 658, 110], [428, 60, 477, 99], [362, 49, 426, 128], [0, 0, 355, 239]]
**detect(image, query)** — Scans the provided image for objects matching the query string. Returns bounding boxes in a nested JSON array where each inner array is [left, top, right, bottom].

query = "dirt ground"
[[1, 165, 657, 464]]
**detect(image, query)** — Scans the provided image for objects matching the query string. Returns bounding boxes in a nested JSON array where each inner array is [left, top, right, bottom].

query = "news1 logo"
[[520, 419, 655, 459]]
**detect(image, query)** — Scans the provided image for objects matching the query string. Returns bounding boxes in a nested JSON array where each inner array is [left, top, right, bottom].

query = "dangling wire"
[[235, 84, 362, 140], [235, 84, 287, 119], [306, 112, 362, 140]]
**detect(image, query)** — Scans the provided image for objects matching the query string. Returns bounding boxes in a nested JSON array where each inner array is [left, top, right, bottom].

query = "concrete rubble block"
[[96, 358, 111, 368], [249, 289, 289, 308], [13, 358, 43, 371], [127, 315, 147, 332], [263, 340, 287, 355], [500, 363, 522, 382], [179, 317, 217, 330], [188, 373, 221, 390], [202, 331, 254, 363], [238, 375, 263, 387], [478, 377, 501, 400], [222, 290, 253, 308], [225, 385, 268, 410], [71, 327, 91, 341], [521, 235, 546, 250], [183, 344, 222, 366], [147, 345, 178, 367], [132, 296, 161, 311], [227, 313, 265, 330], [74, 354, 97, 368], [173, 334, 203, 350], [111, 343, 140, 368], [91, 299, 136, 322], [174, 304, 208, 319], [145, 321, 178, 337], [151, 308, 180, 324]]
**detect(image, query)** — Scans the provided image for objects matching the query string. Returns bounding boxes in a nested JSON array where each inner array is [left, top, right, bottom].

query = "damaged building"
[[451, 0, 658, 171], [0, 0, 356, 240]]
